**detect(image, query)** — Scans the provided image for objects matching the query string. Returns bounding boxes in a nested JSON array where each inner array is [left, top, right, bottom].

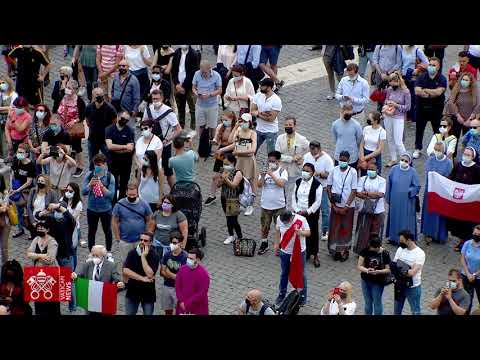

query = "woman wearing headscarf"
[[385, 152, 421, 245]]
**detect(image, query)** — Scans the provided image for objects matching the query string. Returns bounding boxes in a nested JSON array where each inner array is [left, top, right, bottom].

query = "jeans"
[[461, 274, 480, 314], [88, 140, 110, 171], [361, 279, 385, 315], [255, 130, 277, 155], [394, 285, 422, 315], [320, 189, 330, 234], [278, 250, 307, 304], [87, 209, 113, 251], [358, 51, 374, 78], [125, 297, 154, 315], [152, 241, 171, 265], [57, 256, 76, 312], [82, 65, 98, 101], [361, 148, 382, 176]]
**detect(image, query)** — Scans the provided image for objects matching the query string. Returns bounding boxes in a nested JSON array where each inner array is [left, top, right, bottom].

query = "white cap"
[[241, 113, 252, 122]]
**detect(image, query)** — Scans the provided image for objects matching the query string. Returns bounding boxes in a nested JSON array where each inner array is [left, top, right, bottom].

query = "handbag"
[[67, 121, 85, 140], [331, 167, 351, 204], [225, 198, 240, 217], [7, 204, 19, 226], [359, 178, 379, 215], [233, 238, 256, 257]]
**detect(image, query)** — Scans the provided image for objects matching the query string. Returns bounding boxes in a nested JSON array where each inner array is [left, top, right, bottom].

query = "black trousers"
[[87, 209, 113, 251], [221, 197, 243, 239], [461, 274, 480, 314], [415, 104, 443, 150], [110, 158, 132, 204], [175, 89, 196, 129], [449, 115, 470, 159], [305, 212, 320, 257], [34, 302, 61, 316]]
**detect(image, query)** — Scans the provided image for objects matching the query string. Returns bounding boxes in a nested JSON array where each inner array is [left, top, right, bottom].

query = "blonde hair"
[[389, 71, 407, 90], [0, 75, 15, 93], [451, 72, 477, 108], [339, 281, 354, 303], [37, 174, 52, 193], [59, 66, 73, 77]]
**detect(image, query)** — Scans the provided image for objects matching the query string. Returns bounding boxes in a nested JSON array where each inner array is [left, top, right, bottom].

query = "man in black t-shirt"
[[357, 235, 391, 315], [41, 115, 72, 154], [122, 232, 159, 315], [85, 87, 117, 170], [105, 111, 135, 203]]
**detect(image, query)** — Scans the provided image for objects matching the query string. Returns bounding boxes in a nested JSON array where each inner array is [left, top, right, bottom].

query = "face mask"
[[367, 170, 376, 178], [152, 74, 161, 81], [223, 164, 234, 172], [343, 114, 352, 121], [240, 123, 250, 130], [233, 76, 243, 81], [127, 196, 137, 203], [15, 108, 25, 115], [301, 171, 312, 181], [49, 124, 60, 134], [462, 155, 473, 164], [170, 243, 179, 252], [471, 128, 479, 136], [0, 83, 8, 92], [64, 88, 73, 96], [400, 161, 410, 170], [260, 88, 268, 94], [92, 257, 102, 265], [54, 211, 63, 220], [36, 111, 46, 120], [142, 129, 152, 137], [427, 65, 437, 76], [223, 120, 231, 127], [399, 242, 408, 249], [366, 118, 372, 126], [143, 159, 150, 167], [37, 183, 46, 189], [162, 202, 173, 212], [180, 45, 189, 51], [16, 153, 26, 161], [268, 162, 278, 171], [136, 244, 142, 256], [447, 281, 458, 290], [284, 127, 294, 135], [64, 191, 74, 199], [473, 234, 480, 243], [339, 161, 348, 169], [95, 96, 104, 103], [94, 165, 103, 175], [152, 101, 162, 109], [438, 126, 447, 134], [461, 79, 470, 88], [186, 258, 195, 268], [118, 68, 128, 75], [118, 118, 129, 127], [36, 230, 46, 237], [391, 85, 399, 91], [434, 150, 444, 159]]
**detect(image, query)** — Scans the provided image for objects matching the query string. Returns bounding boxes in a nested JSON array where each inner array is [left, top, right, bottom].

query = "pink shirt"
[[57, 95, 79, 129], [96, 45, 125, 75], [7, 110, 32, 141], [175, 264, 210, 315]]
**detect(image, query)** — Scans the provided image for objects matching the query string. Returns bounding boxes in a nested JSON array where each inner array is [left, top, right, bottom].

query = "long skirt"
[[354, 212, 384, 254], [327, 207, 354, 255]]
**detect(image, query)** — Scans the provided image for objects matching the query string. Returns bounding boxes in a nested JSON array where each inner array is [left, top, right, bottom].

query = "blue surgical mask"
[[301, 171, 312, 181], [462, 155, 473, 164], [241, 123, 250, 130], [460, 79, 470, 88], [223, 120, 231, 127], [16, 153, 26, 161], [36, 111, 46, 120], [50, 124, 60, 134], [143, 159, 150, 167], [427, 65, 437, 76], [471, 128, 479, 136], [367, 170, 377, 178], [15, 108, 25, 115], [339, 161, 348, 169], [94, 165, 103, 174], [186, 258, 195, 268], [54, 211, 63, 220], [223, 165, 234, 172], [152, 74, 161, 81]]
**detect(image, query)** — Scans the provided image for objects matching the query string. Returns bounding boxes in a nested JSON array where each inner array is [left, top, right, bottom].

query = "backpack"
[[245, 300, 272, 315], [239, 176, 254, 208], [145, 106, 174, 141]]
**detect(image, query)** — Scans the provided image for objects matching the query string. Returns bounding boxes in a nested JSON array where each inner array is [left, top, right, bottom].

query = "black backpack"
[[245, 301, 272, 315]]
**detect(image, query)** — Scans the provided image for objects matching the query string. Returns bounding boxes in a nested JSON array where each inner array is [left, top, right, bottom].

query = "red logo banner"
[[23, 267, 72, 302]]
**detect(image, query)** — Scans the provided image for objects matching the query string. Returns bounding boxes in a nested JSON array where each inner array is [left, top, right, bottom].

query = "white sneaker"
[[223, 236, 235, 245], [412, 149, 421, 159], [321, 232, 328, 241], [106, 252, 114, 263], [244, 205, 254, 216], [326, 94, 334, 100]]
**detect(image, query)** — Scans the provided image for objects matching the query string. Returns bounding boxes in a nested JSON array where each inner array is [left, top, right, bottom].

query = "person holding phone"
[[320, 281, 356, 315], [430, 269, 470, 315]]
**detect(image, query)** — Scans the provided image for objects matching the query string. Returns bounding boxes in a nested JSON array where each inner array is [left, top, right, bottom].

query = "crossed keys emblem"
[[26, 269, 57, 300]]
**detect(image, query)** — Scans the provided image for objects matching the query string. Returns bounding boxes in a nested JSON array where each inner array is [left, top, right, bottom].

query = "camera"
[[49, 146, 59, 158]]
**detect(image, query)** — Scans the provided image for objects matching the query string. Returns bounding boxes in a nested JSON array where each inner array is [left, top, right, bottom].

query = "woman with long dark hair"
[[60, 182, 83, 265], [0, 260, 32, 315], [28, 103, 51, 173], [139, 150, 164, 212]]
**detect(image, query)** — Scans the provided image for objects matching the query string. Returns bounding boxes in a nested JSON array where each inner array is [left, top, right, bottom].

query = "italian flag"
[[76, 278, 117, 315], [427, 172, 480, 223]]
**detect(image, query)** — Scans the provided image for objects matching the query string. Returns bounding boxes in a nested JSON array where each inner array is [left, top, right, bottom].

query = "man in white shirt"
[[274, 210, 310, 306], [335, 63, 370, 116], [393, 229, 426, 315], [251, 78, 282, 156], [292, 163, 323, 268], [303, 140, 334, 240], [275, 116, 309, 197], [257, 151, 288, 255], [142, 89, 182, 189]]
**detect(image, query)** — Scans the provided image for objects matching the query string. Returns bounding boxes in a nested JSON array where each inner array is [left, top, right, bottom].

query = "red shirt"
[[448, 63, 478, 81], [6, 110, 32, 141]]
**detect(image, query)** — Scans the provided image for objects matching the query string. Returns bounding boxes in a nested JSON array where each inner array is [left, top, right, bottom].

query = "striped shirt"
[[96, 45, 125, 75]]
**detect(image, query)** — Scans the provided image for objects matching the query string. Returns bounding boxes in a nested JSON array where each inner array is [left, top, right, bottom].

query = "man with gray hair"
[[192, 60, 222, 141], [238, 289, 275, 315], [331, 102, 363, 168]]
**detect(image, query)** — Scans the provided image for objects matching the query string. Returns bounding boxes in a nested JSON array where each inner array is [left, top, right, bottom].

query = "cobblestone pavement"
[[2, 45, 477, 315]]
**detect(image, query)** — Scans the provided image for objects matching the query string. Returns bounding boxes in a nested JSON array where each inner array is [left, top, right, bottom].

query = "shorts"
[[119, 240, 139, 267], [261, 207, 286, 238], [160, 284, 177, 310], [260, 46, 281, 66], [100, 76, 114, 98], [162, 143, 173, 177], [196, 106, 219, 129]]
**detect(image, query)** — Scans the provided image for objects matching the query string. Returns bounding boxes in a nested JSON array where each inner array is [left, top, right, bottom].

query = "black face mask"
[[127, 197, 137, 203], [399, 242, 408, 249], [36, 230, 46, 237], [37, 183, 46, 189], [473, 234, 480, 243], [95, 96, 104, 104], [340, 293, 347, 300], [260, 88, 268, 94], [285, 127, 294, 134], [119, 68, 128, 75], [391, 85, 399, 91], [343, 114, 352, 121], [118, 118, 129, 127], [366, 119, 372, 126], [60, 75, 66, 80], [245, 299, 251, 306]]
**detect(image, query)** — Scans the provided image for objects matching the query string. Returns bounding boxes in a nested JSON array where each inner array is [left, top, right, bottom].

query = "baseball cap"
[[240, 113, 252, 122]]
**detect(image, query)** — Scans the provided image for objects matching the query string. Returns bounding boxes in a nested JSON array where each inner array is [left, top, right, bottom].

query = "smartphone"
[[332, 287, 342, 296]]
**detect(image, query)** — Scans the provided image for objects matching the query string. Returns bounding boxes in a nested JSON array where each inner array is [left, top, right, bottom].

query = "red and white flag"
[[427, 172, 480, 223], [24, 267, 72, 302]]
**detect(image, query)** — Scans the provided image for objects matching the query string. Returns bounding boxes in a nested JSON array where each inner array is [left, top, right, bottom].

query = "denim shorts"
[[260, 46, 281, 66]]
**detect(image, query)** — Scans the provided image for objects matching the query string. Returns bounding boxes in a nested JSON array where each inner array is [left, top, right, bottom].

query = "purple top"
[[175, 264, 210, 315], [385, 87, 411, 116]]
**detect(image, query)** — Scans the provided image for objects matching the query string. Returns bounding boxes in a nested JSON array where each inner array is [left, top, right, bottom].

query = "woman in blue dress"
[[385, 152, 420, 244], [421, 142, 453, 245]]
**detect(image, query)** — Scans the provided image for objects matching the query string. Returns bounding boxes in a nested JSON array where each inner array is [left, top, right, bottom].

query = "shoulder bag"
[[331, 167, 351, 204], [111, 75, 131, 112], [359, 177, 379, 215]]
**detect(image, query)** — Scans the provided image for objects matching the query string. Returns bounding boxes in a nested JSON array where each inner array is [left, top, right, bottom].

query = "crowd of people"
[[0, 44, 480, 316]]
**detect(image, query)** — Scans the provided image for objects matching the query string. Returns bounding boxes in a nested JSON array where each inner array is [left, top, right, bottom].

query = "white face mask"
[[64, 191, 74, 199], [0, 83, 8, 92], [434, 150, 444, 159], [233, 76, 243, 81], [36, 111, 46, 120], [142, 129, 152, 138], [301, 171, 312, 181], [152, 101, 162, 109], [438, 126, 447, 134], [65, 88, 73, 96], [400, 160, 410, 170], [170, 243, 179, 252]]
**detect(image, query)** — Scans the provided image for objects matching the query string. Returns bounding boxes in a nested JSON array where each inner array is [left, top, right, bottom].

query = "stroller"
[[171, 181, 206, 250]]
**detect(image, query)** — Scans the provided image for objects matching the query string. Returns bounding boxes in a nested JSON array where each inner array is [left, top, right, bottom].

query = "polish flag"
[[427, 172, 480, 223]]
